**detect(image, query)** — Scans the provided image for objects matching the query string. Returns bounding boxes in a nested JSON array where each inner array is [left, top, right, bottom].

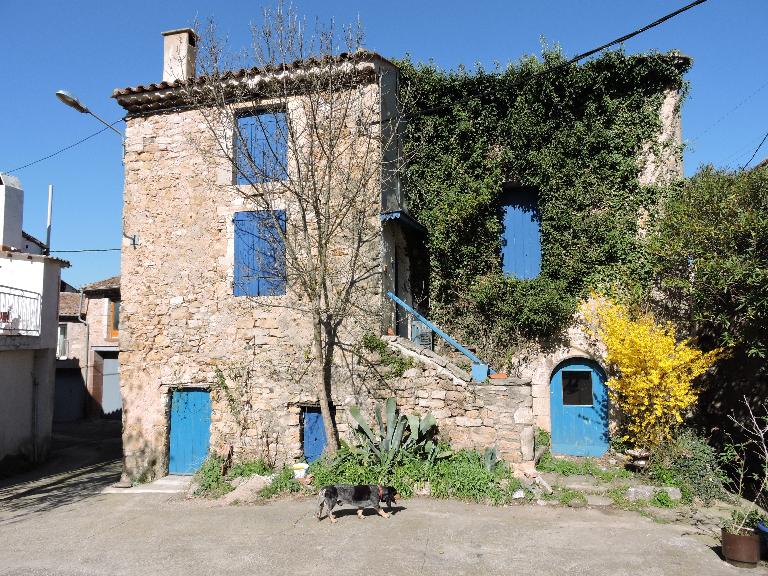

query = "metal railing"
[[385, 291, 494, 382], [0, 285, 42, 336]]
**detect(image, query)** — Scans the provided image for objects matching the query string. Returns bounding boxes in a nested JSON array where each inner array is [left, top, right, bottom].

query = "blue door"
[[501, 187, 541, 279], [169, 389, 211, 474], [550, 359, 609, 456], [302, 407, 329, 462]]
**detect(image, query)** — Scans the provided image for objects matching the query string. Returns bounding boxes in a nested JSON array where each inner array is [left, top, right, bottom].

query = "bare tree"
[[185, 4, 403, 455]]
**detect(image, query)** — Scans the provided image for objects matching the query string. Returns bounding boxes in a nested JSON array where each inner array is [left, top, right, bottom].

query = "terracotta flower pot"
[[721, 527, 761, 567]]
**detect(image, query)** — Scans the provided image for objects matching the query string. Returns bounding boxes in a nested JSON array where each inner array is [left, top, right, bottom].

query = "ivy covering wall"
[[398, 50, 689, 360]]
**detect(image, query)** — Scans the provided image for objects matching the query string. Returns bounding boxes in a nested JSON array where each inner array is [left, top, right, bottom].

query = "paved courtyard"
[[0, 422, 762, 576]]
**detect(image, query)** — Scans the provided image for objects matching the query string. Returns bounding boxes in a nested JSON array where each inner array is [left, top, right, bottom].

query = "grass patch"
[[229, 458, 273, 478], [555, 488, 587, 506], [257, 466, 303, 499], [606, 485, 648, 512], [537, 452, 631, 482], [194, 455, 233, 497], [361, 333, 415, 377]]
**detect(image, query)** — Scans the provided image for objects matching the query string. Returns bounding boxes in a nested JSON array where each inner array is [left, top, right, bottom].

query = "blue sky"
[[2, 1, 766, 287]]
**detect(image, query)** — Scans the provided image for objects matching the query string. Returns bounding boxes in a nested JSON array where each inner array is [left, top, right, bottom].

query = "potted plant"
[[721, 509, 763, 567], [720, 397, 768, 567]]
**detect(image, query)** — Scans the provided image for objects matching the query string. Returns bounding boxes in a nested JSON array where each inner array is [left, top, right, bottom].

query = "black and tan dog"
[[316, 484, 399, 523]]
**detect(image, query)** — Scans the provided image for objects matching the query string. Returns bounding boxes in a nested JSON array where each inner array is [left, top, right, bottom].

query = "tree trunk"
[[313, 310, 338, 455]]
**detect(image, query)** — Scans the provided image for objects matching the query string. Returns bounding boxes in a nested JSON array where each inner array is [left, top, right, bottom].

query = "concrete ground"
[[0, 422, 763, 576]]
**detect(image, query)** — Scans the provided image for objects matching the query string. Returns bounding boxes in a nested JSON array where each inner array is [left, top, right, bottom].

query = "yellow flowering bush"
[[582, 294, 722, 448]]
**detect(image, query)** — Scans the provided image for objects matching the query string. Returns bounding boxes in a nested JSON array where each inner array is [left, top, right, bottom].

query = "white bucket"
[[292, 463, 309, 479]]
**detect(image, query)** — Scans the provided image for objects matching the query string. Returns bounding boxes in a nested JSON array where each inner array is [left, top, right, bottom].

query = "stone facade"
[[114, 36, 685, 480]]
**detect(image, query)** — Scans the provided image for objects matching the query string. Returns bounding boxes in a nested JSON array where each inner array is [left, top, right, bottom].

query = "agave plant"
[[348, 397, 446, 468]]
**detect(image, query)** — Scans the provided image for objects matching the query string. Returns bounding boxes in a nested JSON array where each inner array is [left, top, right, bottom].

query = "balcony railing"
[[0, 285, 42, 336]]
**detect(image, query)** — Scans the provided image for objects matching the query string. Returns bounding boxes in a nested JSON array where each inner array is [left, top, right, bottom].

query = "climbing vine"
[[398, 49, 688, 359]]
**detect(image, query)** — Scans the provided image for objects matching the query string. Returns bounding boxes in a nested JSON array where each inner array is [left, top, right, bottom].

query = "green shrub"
[[194, 455, 233, 497], [257, 466, 302, 499], [228, 458, 273, 478], [651, 490, 676, 508], [648, 429, 727, 504], [361, 333, 414, 377], [309, 444, 524, 504]]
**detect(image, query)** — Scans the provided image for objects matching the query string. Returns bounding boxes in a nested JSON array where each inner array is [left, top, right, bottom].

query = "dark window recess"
[[233, 210, 286, 297], [235, 111, 287, 184], [562, 371, 593, 406]]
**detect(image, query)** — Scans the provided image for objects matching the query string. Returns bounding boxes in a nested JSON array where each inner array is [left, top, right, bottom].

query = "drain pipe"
[[77, 289, 89, 413]]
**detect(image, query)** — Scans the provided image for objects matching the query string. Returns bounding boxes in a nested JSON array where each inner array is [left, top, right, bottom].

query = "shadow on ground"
[[0, 420, 122, 525]]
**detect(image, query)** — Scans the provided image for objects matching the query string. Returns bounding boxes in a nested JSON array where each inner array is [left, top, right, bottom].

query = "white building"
[[0, 173, 68, 463]]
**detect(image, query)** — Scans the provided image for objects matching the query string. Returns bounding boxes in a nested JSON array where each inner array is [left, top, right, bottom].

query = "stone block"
[[513, 407, 534, 425], [531, 384, 548, 398], [431, 389, 446, 400], [402, 367, 423, 379], [520, 426, 534, 461], [455, 416, 483, 427], [532, 396, 549, 416]]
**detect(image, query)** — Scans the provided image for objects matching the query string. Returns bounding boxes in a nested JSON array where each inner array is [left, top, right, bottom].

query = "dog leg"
[[317, 499, 324, 520], [329, 512, 337, 524], [377, 507, 390, 519], [357, 508, 364, 519]]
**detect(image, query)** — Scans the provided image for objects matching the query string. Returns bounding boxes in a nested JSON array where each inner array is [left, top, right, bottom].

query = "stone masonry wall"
[[119, 82, 387, 481]]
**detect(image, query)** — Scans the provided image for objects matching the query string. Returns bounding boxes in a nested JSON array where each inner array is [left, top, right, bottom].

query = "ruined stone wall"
[[374, 337, 535, 463]]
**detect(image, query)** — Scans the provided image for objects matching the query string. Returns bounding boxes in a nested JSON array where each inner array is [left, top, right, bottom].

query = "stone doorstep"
[[101, 474, 192, 494]]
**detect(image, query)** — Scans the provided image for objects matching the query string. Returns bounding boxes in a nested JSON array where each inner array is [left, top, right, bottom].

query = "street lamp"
[[55, 90, 122, 135]]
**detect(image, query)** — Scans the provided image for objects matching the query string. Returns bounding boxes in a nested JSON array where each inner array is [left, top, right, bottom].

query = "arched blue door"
[[550, 358, 608, 456]]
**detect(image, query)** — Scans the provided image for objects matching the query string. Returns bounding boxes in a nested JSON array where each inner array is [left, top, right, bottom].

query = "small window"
[[562, 371, 593, 406], [57, 323, 68, 359], [108, 299, 120, 339], [500, 187, 541, 279], [234, 210, 286, 296], [235, 111, 288, 184]]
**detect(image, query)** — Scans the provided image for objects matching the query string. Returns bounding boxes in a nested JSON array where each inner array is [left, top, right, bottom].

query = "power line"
[[741, 129, 768, 170], [386, 0, 708, 124], [1, 118, 124, 175], [49, 248, 122, 254]]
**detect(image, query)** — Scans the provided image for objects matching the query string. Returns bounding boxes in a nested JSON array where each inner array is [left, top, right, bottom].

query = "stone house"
[[0, 173, 68, 463], [112, 29, 685, 481], [54, 276, 121, 422]]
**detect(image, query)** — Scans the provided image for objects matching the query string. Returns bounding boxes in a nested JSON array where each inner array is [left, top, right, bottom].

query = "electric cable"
[[379, 0, 709, 124], [1, 118, 124, 175], [741, 129, 768, 170]]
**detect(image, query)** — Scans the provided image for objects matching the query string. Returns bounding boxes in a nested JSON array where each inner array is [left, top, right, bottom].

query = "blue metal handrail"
[[385, 291, 493, 380]]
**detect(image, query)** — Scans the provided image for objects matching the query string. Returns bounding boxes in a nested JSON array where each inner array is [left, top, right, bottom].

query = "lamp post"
[[55, 90, 122, 136]]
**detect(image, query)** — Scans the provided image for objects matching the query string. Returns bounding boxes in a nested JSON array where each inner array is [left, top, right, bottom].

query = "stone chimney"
[[162, 28, 198, 83], [0, 173, 24, 251]]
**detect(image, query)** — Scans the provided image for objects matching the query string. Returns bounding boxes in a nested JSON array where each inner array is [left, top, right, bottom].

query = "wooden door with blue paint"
[[500, 187, 541, 279], [550, 359, 608, 456], [302, 407, 328, 463], [169, 389, 211, 474]]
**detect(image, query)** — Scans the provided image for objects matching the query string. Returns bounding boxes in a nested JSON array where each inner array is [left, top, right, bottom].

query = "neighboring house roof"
[[22, 231, 47, 251], [82, 275, 120, 293], [112, 50, 394, 115], [59, 292, 82, 318]]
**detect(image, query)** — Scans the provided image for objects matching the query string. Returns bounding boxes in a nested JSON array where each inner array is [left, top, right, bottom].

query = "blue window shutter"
[[234, 210, 286, 296], [236, 112, 288, 184], [501, 188, 541, 279]]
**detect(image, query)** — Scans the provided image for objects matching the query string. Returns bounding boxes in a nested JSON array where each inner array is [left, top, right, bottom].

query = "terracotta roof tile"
[[82, 275, 120, 292], [59, 292, 82, 318], [112, 50, 394, 114]]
